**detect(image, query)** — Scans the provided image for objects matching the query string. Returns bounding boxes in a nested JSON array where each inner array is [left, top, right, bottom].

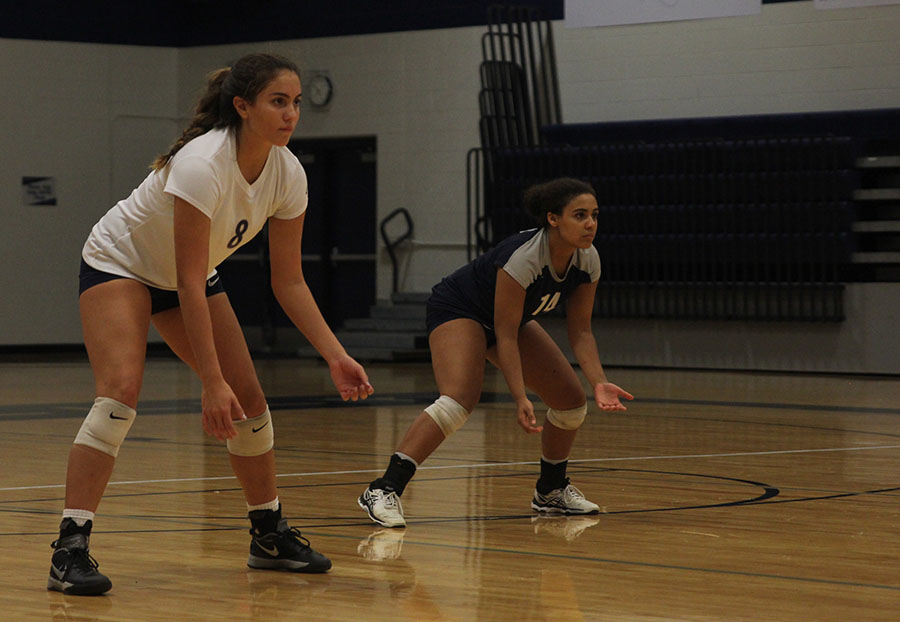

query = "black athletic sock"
[[249, 505, 282, 535], [536, 459, 569, 495], [370, 453, 417, 496]]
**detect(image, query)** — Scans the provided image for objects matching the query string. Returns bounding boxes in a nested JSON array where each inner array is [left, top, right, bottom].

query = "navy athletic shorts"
[[78, 259, 225, 315], [425, 302, 497, 347]]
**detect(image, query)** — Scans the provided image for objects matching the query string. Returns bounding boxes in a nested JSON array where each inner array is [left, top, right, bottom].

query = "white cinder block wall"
[[557, 2, 900, 121], [1, 1, 899, 371], [0, 41, 178, 344]]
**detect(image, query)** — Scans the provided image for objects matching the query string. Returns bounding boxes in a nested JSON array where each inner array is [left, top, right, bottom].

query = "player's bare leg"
[[152, 293, 330, 572], [360, 318, 488, 527]]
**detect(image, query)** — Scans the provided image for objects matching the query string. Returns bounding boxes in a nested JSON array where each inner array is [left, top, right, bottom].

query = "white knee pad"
[[74, 397, 136, 457], [425, 395, 470, 438], [227, 407, 274, 457], [545, 404, 587, 430]]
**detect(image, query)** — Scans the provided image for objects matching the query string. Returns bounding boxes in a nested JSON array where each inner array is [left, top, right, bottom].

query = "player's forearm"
[[177, 285, 225, 385], [496, 336, 528, 402], [569, 328, 608, 386], [273, 279, 346, 363]]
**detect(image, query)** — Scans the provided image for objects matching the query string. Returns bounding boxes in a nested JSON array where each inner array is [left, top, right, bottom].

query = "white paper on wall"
[[815, 0, 900, 8], [22, 177, 57, 206], [564, 0, 762, 28]]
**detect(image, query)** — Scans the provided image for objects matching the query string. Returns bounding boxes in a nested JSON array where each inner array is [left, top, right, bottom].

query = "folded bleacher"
[[468, 7, 900, 322]]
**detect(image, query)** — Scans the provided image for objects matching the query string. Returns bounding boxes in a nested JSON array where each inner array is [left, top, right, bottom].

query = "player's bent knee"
[[425, 395, 470, 437], [545, 403, 587, 430], [227, 407, 274, 457], [74, 396, 137, 457]]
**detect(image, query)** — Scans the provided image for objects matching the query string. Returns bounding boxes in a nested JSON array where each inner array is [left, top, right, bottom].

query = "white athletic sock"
[[247, 497, 280, 512], [62, 509, 95, 526], [541, 455, 568, 465]]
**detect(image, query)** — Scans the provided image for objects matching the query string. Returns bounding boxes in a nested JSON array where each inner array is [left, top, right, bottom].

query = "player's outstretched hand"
[[516, 397, 543, 434], [594, 382, 634, 411], [329, 354, 374, 401], [201, 379, 244, 441]]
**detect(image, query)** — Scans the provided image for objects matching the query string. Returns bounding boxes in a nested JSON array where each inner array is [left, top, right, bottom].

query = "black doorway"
[[219, 136, 377, 352], [290, 136, 377, 326]]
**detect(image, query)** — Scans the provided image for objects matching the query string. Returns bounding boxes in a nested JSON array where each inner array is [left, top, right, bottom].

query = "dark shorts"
[[79, 258, 225, 315], [425, 302, 497, 347]]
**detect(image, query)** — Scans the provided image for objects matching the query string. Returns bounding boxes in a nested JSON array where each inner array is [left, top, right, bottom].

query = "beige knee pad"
[[545, 404, 587, 430], [74, 397, 136, 457], [227, 407, 274, 457], [425, 395, 470, 438]]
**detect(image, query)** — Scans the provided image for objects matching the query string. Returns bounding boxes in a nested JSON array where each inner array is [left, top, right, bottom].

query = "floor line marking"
[[312, 530, 900, 592], [2, 444, 898, 492]]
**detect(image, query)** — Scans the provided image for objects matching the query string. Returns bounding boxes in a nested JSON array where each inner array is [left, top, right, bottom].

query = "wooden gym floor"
[[1, 356, 898, 621]]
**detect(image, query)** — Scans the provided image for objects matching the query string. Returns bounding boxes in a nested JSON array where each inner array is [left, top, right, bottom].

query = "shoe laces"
[[282, 526, 313, 550], [564, 483, 586, 501], [52, 541, 101, 572], [252, 525, 313, 553], [380, 490, 400, 510], [251, 517, 313, 550]]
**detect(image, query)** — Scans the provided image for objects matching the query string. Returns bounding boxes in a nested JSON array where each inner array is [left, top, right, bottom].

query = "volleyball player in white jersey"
[[359, 177, 633, 528], [48, 53, 373, 596]]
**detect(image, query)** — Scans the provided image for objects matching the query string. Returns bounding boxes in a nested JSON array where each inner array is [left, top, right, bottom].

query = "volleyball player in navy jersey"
[[359, 177, 633, 528]]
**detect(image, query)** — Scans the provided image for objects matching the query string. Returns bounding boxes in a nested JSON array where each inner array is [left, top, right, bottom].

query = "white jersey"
[[82, 127, 308, 290]]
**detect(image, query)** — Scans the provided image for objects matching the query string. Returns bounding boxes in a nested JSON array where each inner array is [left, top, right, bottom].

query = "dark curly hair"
[[523, 177, 596, 228]]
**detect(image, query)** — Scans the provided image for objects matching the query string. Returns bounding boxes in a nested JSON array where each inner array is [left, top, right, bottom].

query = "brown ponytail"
[[151, 53, 300, 171], [151, 68, 230, 170]]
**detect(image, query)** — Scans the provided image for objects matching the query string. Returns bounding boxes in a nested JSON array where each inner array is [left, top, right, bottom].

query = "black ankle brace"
[[537, 459, 569, 495], [59, 517, 93, 539], [372, 453, 417, 496], [249, 506, 282, 535]]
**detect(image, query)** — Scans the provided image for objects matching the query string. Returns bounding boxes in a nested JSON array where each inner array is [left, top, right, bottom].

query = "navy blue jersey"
[[428, 228, 601, 330]]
